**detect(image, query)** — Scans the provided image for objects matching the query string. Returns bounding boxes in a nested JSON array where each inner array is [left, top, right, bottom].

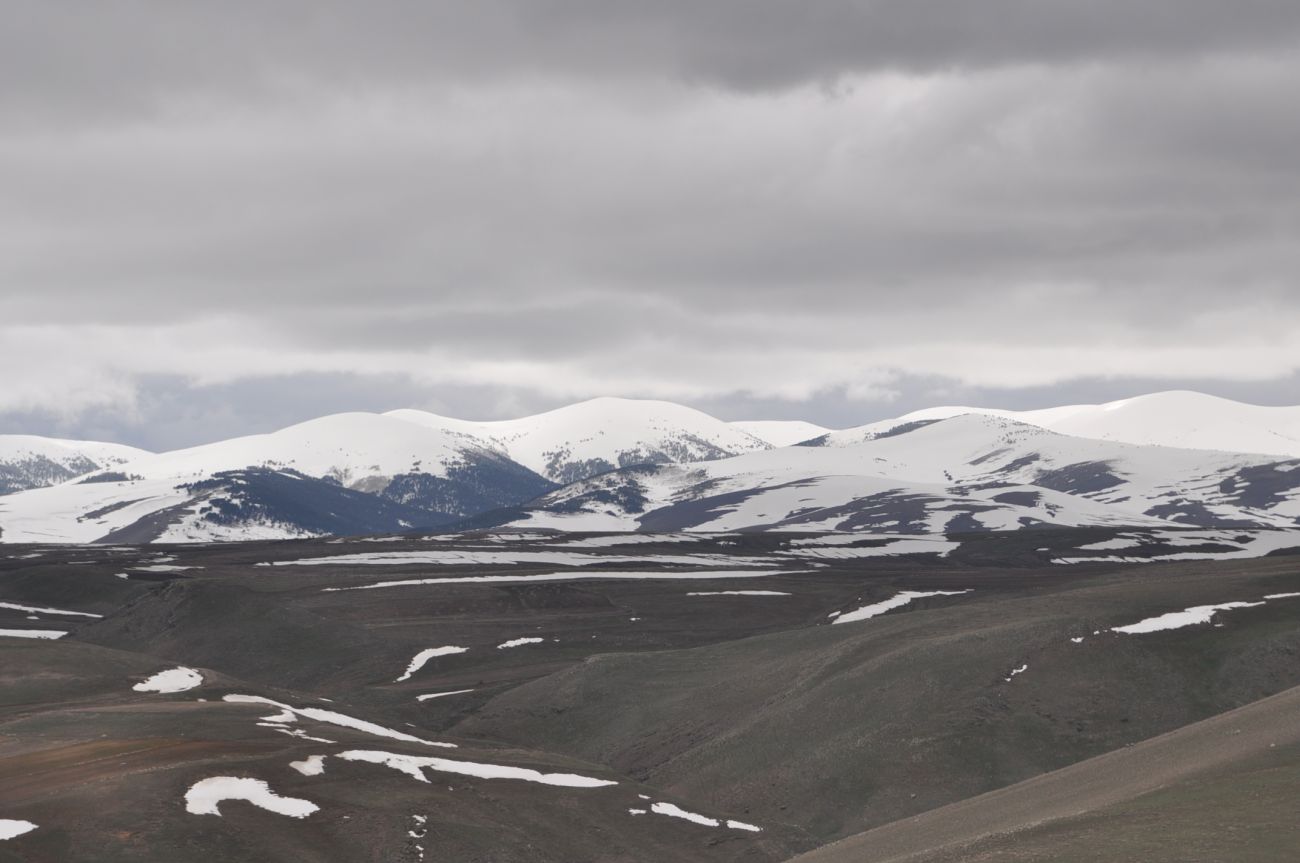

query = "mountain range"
[[2, 391, 1298, 543]]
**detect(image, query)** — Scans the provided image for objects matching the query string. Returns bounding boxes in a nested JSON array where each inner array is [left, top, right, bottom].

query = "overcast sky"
[[3, 2, 1299, 449]]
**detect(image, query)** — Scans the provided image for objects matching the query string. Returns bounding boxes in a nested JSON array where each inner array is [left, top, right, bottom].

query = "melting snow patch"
[[686, 590, 791, 596], [1004, 664, 1028, 682], [335, 750, 616, 787], [323, 570, 808, 592], [290, 755, 326, 776], [832, 590, 972, 625], [1112, 602, 1265, 634], [274, 728, 335, 744], [781, 536, 959, 559], [395, 647, 469, 682], [416, 689, 475, 701], [497, 637, 543, 649], [184, 777, 318, 818], [0, 820, 37, 840], [646, 801, 759, 831], [0, 628, 66, 639], [265, 550, 773, 568], [1070, 637, 1085, 644], [649, 802, 718, 827], [559, 534, 699, 548], [223, 695, 456, 748], [1264, 592, 1300, 600], [134, 667, 203, 694], [0, 601, 102, 619]]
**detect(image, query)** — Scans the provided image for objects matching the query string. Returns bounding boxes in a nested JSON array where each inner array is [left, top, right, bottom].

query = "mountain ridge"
[[4, 391, 1300, 543]]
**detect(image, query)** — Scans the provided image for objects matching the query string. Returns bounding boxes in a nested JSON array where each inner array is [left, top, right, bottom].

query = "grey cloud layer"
[[6, 0, 1300, 110], [1, 3, 1298, 435]]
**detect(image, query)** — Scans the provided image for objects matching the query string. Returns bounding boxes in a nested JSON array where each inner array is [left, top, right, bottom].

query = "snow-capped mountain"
[[5, 391, 1300, 543], [386, 397, 771, 483], [728, 420, 831, 447], [0, 435, 152, 495], [0, 414, 553, 543], [818, 391, 1300, 459], [490, 414, 1300, 533]]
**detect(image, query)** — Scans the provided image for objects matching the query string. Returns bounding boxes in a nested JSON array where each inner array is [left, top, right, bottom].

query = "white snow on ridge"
[[833, 590, 972, 625], [781, 536, 959, 559], [324, 570, 811, 593], [388, 397, 770, 482], [223, 694, 457, 748], [645, 801, 763, 832], [261, 550, 774, 568], [1112, 602, 1265, 634], [184, 777, 318, 818], [651, 801, 719, 827], [1056, 529, 1300, 565], [0, 601, 102, 619], [394, 647, 469, 682], [0, 434, 147, 469], [497, 637, 544, 649], [555, 533, 701, 548], [0, 820, 38, 840], [831, 392, 1300, 459], [0, 628, 67, 639], [686, 590, 791, 596], [0, 475, 193, 544], [134, 667, 203, 693], [416, 689, 475, 701], [729, 420, 831, 447], [98, 412, 495, 485], [335, 750, 616, 788]]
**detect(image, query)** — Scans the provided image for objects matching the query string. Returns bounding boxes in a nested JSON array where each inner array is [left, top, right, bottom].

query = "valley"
[[2, 528, 1299, 861]]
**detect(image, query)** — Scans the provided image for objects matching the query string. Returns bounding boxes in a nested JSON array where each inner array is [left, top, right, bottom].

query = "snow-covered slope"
[[819, 392, 1300, 458], [108, 412, 498, 484], [729, 420, 831, 447], [0, 468, 456, 544], [494, 414, 1300, 533], [6, 392, 1300, 543], [0, 435, 152, 495], [0, 414, 553, 543], [387, 398, 770, 483]]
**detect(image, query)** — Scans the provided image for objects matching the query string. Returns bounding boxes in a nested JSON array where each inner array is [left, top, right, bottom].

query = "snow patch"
[[134, 667, 203, 694], [223, 694, 456, 748], [184, 777, 318, 818], [0, 601, 102, 618], [395, 646, 469, 682], [290, 755, 326, 776], [335, 750, 616, 788], [650, 802, 718, 827], [0, 820, 37, 840], [1112, 602, 1265, 634], [686, 590, 791, 596], [325, 569, 808, 592], [265, 550, 774, 568], [833, 590, 972, 624], [416, 689, 475, 701], [497, 637, 543, 649]]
